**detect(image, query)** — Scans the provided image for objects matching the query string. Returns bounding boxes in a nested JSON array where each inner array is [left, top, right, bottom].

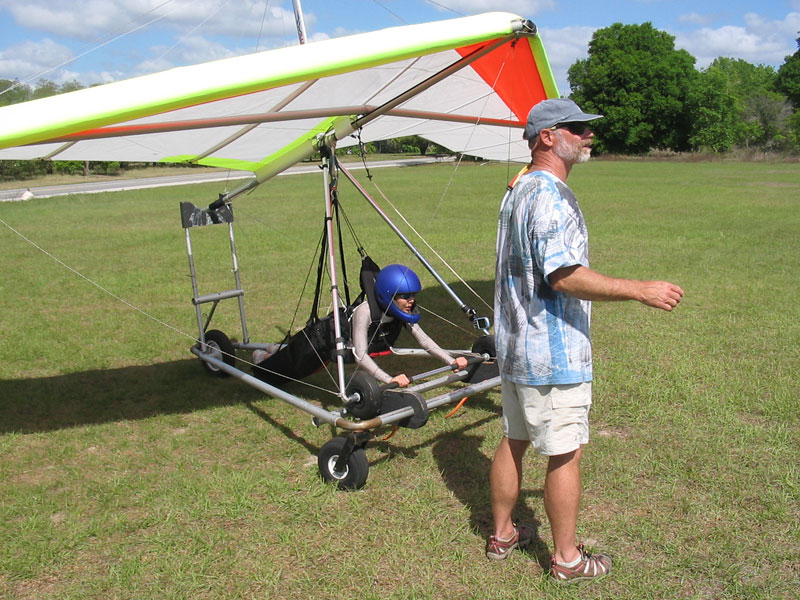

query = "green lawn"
[[1, 159, 798, 599]]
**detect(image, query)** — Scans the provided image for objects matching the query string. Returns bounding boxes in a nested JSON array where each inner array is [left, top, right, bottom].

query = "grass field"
[[1, 159, 798, 599]]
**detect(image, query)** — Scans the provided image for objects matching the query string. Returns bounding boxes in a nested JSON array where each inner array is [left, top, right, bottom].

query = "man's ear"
[[538, 128, 557, 148]]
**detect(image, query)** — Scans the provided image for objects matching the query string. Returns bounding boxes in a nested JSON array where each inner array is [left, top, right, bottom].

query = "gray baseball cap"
[[522, 98, 603, 140]]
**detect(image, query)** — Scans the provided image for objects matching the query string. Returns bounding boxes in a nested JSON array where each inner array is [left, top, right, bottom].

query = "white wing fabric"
[[0, 12, 559, 182]]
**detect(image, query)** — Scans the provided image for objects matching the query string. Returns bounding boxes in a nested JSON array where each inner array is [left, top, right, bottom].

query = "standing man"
[[488, 99, 683, 584]]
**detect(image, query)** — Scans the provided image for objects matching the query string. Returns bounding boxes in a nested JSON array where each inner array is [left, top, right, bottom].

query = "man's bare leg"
[[490, 436, 530, 539], [544, 446, 583, 563]]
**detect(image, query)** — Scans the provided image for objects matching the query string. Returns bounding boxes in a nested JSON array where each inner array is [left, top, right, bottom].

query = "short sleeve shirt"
[[493, 170, 592, 385]]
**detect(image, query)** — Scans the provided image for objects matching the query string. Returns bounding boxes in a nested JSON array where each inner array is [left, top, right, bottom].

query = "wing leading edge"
[[0, 12, 559, 180]]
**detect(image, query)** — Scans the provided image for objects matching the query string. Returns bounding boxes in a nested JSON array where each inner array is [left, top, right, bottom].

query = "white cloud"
[[0, 0, 310, 43], [82, 69, 124, 84], [2, 0, 132, 41], [156, 1, 308, 39], [744, 11, 800, 41], [0, 0, 321, 83], [678, 13, 712, 27], [675, 12, 800, 68], [426, 0, 556, 17], [0, 38, 74, 82], [537, 25, 595, 94]]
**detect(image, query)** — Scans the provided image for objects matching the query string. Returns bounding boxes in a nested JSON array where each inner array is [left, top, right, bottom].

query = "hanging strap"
[[309, 154, 353, 323], [309, 218, 328, 324]]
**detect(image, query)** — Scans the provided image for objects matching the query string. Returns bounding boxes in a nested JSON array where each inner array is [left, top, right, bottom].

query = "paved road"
[[0, 157, 452, 201]]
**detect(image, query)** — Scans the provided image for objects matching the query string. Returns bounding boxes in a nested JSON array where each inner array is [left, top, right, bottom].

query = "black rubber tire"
[[344, 371, 383, 419], [471, 335, 496, 361], [200, 329, 236, 377], [317, 437, 369, 490]]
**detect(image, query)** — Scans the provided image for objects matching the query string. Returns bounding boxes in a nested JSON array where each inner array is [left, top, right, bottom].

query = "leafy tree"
[[703, 58, 788, 149], [787, 110, 800, 152], [568, 22, 697, 154], [0, 79, 32, 106], [31, 79, 60, 100], [686, 68, 738, 152], [775, 37, 800, 108], [60, 79, 85, 94]]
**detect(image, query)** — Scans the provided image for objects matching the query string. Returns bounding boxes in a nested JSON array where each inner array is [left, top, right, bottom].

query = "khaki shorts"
[[501, 379, 592, 456]]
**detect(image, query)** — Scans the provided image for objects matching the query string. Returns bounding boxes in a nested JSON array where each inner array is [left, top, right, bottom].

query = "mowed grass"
[[1, 159, 798, 599]]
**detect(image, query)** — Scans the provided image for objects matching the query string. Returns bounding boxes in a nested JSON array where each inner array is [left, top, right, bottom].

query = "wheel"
[[344, 371, 382, 419], [471, 335, 496, 361], [465, 335, 498, 383], [200, 329, 236, 377], [318, 437, 369, 490]]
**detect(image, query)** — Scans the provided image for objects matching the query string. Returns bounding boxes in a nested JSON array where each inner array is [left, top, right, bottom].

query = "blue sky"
[[1, 0, 798, 95]]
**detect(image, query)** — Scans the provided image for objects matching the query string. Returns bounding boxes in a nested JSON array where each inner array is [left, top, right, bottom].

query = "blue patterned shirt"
[[494, 170, 592, 385]]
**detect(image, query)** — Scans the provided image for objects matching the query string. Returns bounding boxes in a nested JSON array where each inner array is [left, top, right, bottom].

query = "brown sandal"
[[485, 523, 534, 560], [550, 544, 612, 584]]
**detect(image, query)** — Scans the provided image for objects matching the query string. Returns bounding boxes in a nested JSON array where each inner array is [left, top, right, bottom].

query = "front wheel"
[[344, 371, 382, 419], [199, 329, 236, 377], [317, 437, 369, 490]]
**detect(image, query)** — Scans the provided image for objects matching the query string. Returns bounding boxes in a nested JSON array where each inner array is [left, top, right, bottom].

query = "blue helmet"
[[374, 264, 421, 324]]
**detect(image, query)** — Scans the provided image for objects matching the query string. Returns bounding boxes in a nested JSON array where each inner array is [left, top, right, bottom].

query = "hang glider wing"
[[0, 12, 558, 184]]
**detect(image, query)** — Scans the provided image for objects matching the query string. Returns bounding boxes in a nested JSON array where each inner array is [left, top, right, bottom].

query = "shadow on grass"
[[0, 358, 265, 434], [2, 336, 555, 568], [242, 398, 323, 455], [431, 432, 551, 569]]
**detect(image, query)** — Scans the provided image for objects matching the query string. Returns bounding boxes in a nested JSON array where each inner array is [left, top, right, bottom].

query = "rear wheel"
[[471, 335, 496, 361], [465, 335, 498, 383], [200, 329, 236, 377], [318, 436, 369, 490]]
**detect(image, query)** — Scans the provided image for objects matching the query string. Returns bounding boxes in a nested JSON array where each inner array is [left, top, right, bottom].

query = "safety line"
[[0, 214, 340, 397]]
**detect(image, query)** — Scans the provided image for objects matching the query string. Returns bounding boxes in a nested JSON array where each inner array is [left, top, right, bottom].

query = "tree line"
[[568, 22, 800, 155], [2, 21, 799, 181]]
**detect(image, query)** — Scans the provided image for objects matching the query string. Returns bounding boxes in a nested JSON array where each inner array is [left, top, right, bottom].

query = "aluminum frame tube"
[[321, 151, 348, 398], [227, 220, 250, 344], [193, 348, 499, 432]]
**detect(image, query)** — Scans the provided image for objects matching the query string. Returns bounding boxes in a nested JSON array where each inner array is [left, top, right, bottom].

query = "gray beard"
[[554, 132, 591, 164]]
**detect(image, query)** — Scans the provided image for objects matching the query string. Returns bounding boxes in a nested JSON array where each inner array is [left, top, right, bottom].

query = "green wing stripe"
[[528, 37, 560, 99], [161, 117, 339, 174]]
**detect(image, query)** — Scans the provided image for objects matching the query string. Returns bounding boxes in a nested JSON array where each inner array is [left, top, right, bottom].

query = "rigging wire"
[[256, 1, 272, 52], [0, 0, 177, 99], [421, 0, 463, 16], [368, 0, 408, 25], [431, 41, 516, 218], [418, 305, 474, 338], [148, 0, 234, 67], [363, 175, 493, 314], [0, 213, 340, 396], [355, 130, 492, 314], [362, 41, 522, 315], [0, 215, 194, 344]]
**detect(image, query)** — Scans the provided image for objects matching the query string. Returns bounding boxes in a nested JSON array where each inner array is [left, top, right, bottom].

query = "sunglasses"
[[395, 293, 417, 300], [552, 121, 592, 136]]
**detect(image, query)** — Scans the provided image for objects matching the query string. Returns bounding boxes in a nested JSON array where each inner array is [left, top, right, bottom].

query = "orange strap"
[[507, 164, 531, 191], [445, 396, 468, 418]]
